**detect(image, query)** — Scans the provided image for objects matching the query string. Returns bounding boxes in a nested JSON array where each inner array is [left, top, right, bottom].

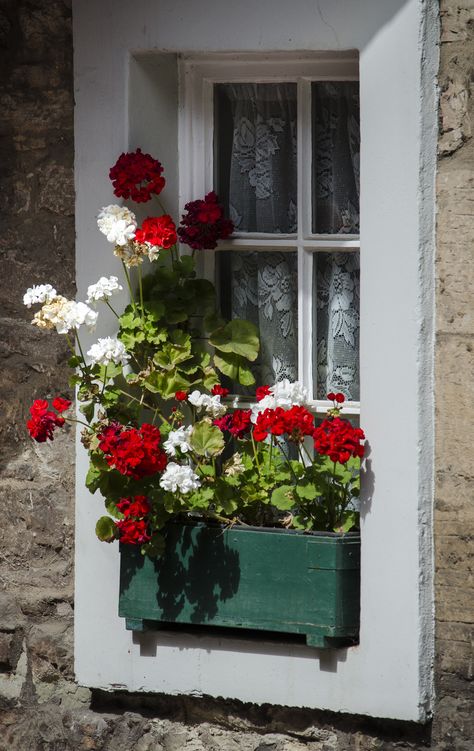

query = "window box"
[[119, 523, 360, 648]]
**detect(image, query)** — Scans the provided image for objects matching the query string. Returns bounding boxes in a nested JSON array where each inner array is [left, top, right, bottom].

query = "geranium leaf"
[[190, 420, 225, 457], [95, 516, 116, 542], [210, 319, 260, 362]]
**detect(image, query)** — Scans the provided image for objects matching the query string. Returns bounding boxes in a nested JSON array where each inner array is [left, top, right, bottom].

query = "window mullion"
[[297, 79, 313, 393]]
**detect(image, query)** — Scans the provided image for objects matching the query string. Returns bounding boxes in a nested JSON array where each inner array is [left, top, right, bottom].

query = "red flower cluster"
[[177, 191, 234, 250], [253, 406, 315, 443], [211, 384, 229, 397], [134, 215, 177, 249], [98, 423, 167, 479], [115, 495, 151, 545], [27, 397, 71, 443], [109, 149, 165, 203], [175, 391, 188, 402], [256, 385, 271, 401], [313, 417, 365, 464], [214, 409, 252, 439]]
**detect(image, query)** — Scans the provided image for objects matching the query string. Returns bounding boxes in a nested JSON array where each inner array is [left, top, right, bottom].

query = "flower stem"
[[137, 264, 145, 324], [105, 299, 120, 318], [121, 261, 138, 313]]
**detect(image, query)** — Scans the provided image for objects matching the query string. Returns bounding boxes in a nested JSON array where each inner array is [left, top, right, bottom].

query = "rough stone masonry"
[[0, 0, 472, 749]]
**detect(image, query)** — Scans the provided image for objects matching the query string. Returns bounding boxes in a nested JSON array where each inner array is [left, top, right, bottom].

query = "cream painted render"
[[73, 0, 438, 721]]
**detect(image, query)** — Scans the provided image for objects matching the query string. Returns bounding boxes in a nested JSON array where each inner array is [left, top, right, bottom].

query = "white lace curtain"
[[215, 82, 360, 398]]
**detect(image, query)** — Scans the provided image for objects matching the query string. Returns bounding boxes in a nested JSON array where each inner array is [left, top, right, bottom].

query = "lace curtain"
[[215, 83, 298, 389], [215, 82, 360, 397]]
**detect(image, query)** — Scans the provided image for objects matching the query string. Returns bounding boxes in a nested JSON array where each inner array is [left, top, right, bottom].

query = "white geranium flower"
[[188, 390, 226, 418], [251, 379, 309, 423], [87, 337, 130, 367], [97, 205, 137, 246], [23, 284, 57, 308], [86, 276, 123, 304], [62, 301, 98, 333], [33, 298, 98, 335], [159, 462, 201, 494], [163, 426, 193, 458]]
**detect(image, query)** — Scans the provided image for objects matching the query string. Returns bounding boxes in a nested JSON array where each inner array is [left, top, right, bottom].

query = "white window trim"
[[178, 53, 360, 414], [73, 0, 438, 722]]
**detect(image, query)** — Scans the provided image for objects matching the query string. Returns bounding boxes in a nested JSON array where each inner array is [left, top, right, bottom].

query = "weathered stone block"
[[38, 163, 75, 215]]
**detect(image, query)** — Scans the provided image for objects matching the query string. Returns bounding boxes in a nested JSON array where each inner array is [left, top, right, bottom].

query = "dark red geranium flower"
[[109, 148, 165, 203], [211, 384, 229, 397], [214, 409, 252, 439], [175, 391, 188, 402], [256, 385, 271, 402], [134, 215, 177, 249], [52, 396, 72, 413], [98, 423, 167, 479], [115, 518, 151, 545], [313, 417, 365, 464], [177, 191, 233, 250], [27, 398, 68, 443]]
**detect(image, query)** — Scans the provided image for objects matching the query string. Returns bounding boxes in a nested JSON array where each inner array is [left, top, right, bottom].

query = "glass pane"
[[313, 251, 360, 400], [312, 82, 360, 234], [214, 83, 297, 233], [218, 251, 298, 392]]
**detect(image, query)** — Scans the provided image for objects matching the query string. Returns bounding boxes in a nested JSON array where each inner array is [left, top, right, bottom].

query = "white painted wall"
[[72, 0, 438, 721]]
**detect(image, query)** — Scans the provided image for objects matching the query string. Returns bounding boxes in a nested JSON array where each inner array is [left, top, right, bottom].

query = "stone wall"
[[0, 1, 472, 749]]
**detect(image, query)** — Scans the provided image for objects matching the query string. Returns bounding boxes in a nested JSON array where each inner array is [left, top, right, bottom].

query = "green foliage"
[[67, 238, 365, 559]]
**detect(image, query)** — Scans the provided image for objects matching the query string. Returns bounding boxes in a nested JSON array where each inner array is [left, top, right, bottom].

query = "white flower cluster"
[[159, 462, 201, 494], [188, 390, 226, 418], [97, 205, 137, 246], [32, 296, 98, 335], [23, 284, 57, 308], [87, 337, 130, 367], [163, 426, 193, 458], [251, 379, 309, 423], [86, 276, 123, 305]]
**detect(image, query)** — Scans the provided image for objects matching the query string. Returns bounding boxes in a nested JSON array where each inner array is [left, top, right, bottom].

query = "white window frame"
[[73, 0, 438, 722], [179, 54, 360, 415]]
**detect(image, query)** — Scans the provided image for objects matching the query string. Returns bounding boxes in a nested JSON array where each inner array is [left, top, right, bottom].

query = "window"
[[74, 0, 437, 715], [179, 55, 360, 416]]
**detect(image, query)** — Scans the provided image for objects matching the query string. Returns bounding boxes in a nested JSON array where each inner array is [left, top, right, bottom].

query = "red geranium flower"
[[98, 423, 167, 479], [115, 518, 151, 545], [281, 405, 315, 443], [134, 215, 177, 249], [211, 384, 229, 397], [116, 495, 150, 518], [177, 191, 234, 250], [253, 407, 287, 442], [256, 385, 271, 402], [313, 417, 365, 464], [27, 398, 68, 443], [175, 391, 188, 402], [253, 405, 315, 443], [109, 148, 165, 203], [52, 396, 72, 413]]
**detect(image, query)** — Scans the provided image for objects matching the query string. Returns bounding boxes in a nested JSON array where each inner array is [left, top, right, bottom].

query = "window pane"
[[312, 82, 360, 234], [313, 252, 360, 400], [218, 251, 298, 392], [214, 83, 297, 233]]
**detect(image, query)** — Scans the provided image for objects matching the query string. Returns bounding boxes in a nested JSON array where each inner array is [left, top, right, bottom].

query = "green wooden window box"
[[119, 523, 360, 649]]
